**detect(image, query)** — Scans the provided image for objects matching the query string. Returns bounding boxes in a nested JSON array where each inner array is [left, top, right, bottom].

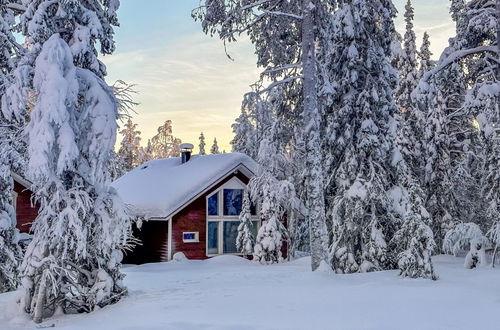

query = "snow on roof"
[[112, 153, 257, 219]]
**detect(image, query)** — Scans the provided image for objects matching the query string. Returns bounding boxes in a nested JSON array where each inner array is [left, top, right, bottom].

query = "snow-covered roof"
[[112, 153, 257, 219]]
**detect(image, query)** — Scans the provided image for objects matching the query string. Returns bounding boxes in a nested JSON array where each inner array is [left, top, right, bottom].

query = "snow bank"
[[112, 153, 257, 218]]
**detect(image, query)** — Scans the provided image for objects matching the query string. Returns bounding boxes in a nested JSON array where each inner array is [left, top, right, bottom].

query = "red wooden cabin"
[[112, 147, 260, 264]]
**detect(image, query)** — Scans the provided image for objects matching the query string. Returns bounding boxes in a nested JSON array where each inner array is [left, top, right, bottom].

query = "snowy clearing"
[[1, 255, 499, 330]]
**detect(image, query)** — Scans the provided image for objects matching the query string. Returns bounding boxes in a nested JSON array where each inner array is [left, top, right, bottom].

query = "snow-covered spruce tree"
[[231, 107, 256, 158], [210, 137, 220, 154], [325, 0, 414, 274], [199, 132, 206, 155], [236, 190, 255, 255], [117, 118, 143, 172], [0, 0, 24, 294], [390, 156, 438, 280], [251, 156, 295, 264], [195, 0, 334, 270], [0, 157, 22, 293], [421, 83, 457, 249], [151, 120, 182, 159], [394, 0, 426, 184], [417, 32, 434, 78], [1, 1, 132, 322], [413, 0, 498, 245]]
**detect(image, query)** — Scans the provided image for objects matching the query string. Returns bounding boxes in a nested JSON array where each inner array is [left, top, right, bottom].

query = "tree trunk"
[[33, 271, 48, 324], [302, 0, 328, 271]]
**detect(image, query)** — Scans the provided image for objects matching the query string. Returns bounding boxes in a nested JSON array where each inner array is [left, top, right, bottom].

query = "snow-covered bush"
[[443, 223, 488, 256], [464, 239, 487, 269], [443, 223, 490, 268]]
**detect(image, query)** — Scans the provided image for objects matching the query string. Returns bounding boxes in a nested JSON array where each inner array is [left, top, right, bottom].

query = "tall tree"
[[195, 0, 335, 270], [0, 0, 24, 294], [2, 0, 132, 322], [325, 0, 435, 276], [394, 0, 426, 183], [117, 118, 143, 172], [151, 120, 182, 159], [414, 0, 498, 246], [199, 132, 206, 155], [418, 32, 434, 78], [210, 137, 220, 154]]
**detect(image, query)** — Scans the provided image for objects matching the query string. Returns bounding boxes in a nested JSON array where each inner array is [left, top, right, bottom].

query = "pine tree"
[[390, 157, 438, 280], [231, 107, 256, 158], [394, 0, 427, 184], [117, 118, 143, 172], [417, 32, 434, 78], [0, 0, 24, 294], [2, 1, 132, 322], [195, 0, 334, 270], [413, 0, 498, 246], [210, 138, 220, 154], [151, 120, 182, 159], [236, 190, 255, 255], [199, 132, 206, 155], [0, 158, 22, 293], [395, 0, 419, 113], [326, 0, 425, 274], [252, 171, 290, 264]]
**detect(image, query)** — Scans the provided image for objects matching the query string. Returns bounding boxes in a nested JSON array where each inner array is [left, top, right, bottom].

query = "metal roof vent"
[[180, 143, 194, 164]]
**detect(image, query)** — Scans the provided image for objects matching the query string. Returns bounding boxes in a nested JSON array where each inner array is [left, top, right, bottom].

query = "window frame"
[[205, 177, 260, 257]]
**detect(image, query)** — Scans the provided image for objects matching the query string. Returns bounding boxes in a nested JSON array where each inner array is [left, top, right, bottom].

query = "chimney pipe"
[[180, 143, 194, 163]]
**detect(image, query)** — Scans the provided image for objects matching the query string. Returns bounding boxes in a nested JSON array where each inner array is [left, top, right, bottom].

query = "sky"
[[103, 0, 455, 152]]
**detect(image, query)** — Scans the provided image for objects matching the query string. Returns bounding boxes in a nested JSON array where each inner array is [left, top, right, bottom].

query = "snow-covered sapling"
[[236, 190, 255, 255]]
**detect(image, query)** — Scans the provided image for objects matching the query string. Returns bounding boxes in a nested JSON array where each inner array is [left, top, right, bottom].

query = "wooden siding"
[[13, 182, 38, 234]]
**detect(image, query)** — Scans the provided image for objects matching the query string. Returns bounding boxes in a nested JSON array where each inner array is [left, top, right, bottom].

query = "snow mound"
[[204, 255, 252, 266], [112, 153, 257, 218]]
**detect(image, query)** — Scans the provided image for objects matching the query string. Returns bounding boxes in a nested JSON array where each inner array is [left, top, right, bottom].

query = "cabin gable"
[[170, 171, 250, 260]]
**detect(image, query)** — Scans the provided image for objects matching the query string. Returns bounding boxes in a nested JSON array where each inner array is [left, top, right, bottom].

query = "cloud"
[[103, 33, 260, 152]]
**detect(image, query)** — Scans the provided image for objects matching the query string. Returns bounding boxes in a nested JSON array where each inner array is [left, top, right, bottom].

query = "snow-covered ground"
[[1, 255, 499, 330]]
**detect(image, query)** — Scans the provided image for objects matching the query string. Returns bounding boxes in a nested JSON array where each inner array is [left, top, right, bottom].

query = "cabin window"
[[223, 221, 239, 253], [207, 222, 219, 254], [223, 189, 243, 215], [208, 193, 218, 216], [206, 177, 260, 256]]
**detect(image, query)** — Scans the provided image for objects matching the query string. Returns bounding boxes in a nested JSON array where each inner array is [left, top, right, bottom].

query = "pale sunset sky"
[[103, 0, 455, 152]]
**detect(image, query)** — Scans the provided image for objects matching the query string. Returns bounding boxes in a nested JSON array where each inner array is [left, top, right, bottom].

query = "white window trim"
[[206, 177, 260, 257], [182, 232, 199, 243]]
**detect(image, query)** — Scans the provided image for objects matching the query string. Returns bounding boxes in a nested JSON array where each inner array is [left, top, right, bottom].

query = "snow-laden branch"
[[6, 2, 26, 13], [257, 75, 303, 94], [421, 46, 497, 82], [261, 10, 303, 20], [262, 63, 301, 75]]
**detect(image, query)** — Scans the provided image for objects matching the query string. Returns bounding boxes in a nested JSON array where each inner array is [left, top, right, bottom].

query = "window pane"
[[207, 222, 219, 254], [208, 193, 218, 216], [251, 221, 259, 239], [223, 189, 243, 216], [223, 221, 239, 253]]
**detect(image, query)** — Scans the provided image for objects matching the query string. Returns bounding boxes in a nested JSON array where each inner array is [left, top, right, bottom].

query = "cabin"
[[11, 172, 39, 235], [112, 144, 260, 264]]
